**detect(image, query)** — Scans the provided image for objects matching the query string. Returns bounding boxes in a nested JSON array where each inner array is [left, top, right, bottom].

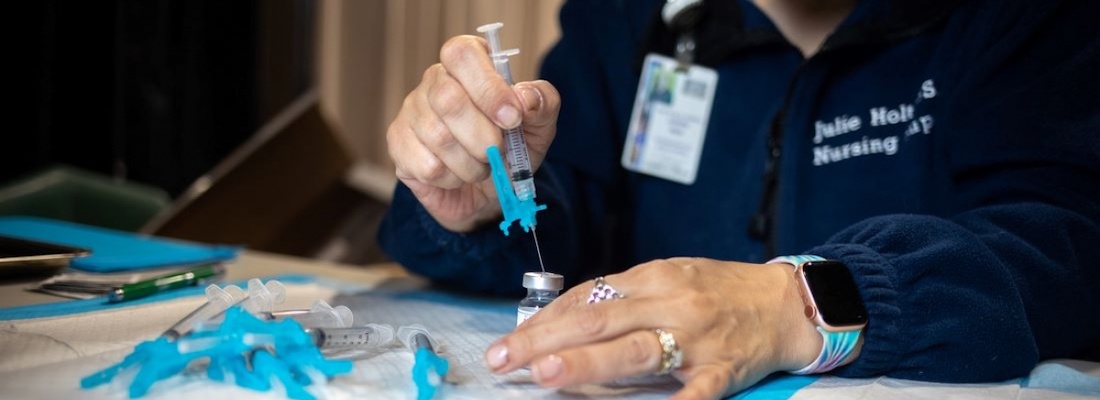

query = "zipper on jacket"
[[749, 58, 811, 260], [748, 109, 785, 258]]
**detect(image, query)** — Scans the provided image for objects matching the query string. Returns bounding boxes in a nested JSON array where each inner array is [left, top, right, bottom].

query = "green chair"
[[0, 166, 170, 232]]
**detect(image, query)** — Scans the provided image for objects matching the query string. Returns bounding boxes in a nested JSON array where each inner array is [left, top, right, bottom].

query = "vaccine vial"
[[517, 272, 564, 326]]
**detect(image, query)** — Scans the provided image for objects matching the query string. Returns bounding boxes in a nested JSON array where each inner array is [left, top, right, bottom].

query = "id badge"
[[622, 53, 718, 185]]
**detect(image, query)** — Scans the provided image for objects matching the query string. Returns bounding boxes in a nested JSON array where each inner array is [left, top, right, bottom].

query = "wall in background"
[[11, 0, 562, 201], [316, 0, 564, 201], [8, 1, 562, 262], [11, 0, 318, 198]]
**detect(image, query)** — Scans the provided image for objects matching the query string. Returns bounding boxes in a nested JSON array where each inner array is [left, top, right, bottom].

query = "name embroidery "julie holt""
[[811, 79, 937, 166]]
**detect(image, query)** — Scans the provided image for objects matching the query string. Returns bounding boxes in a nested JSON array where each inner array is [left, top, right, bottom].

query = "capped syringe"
[[160, 278, 285, 340], [161, 284, 247, 340], [264, 299, 354, 328], [398, 324, 449, 400]]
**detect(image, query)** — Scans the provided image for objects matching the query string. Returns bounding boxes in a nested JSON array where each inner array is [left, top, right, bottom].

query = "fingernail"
[[486, 344, 509, 369], [518, 86, 542, 112], [496, 105, 520, 128], [531, 355, 563, 384]]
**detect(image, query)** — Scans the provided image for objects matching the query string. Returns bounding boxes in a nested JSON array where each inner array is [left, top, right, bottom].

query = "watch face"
[[802, 261, 868, 328]]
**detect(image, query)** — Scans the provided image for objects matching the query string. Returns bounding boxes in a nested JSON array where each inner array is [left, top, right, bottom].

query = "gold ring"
[[654, 329, 683, 375]]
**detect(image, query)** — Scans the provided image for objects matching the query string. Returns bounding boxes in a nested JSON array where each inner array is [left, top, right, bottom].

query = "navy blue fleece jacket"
[[379, 0, 1100, 383]]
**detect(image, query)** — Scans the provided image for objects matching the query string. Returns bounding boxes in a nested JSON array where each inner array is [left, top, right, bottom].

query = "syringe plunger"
[[477, 22, 520, 83]]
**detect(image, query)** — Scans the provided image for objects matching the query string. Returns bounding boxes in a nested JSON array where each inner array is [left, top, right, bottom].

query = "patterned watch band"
[[791, 327, 862, 375], [770, 255, 863, 375]]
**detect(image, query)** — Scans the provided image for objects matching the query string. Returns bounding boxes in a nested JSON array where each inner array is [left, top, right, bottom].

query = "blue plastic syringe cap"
[[397, 324, 449, 400], [413, 347, 449, 400]]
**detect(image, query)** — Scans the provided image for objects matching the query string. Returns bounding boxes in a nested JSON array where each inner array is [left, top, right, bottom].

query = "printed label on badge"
[[621, 53, 717, 185]]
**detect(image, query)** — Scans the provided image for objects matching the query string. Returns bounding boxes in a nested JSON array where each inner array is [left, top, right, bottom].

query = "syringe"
[[398, 324, 449, 400], [264, 299, 354, 328], [161, 279, 285, 340], [478, 22, 536, 202], [478, 22, 547, 272], [161, 284, 247, 340]]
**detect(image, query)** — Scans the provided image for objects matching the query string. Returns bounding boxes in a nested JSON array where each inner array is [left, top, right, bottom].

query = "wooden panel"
[[146, 91, 366, 257]]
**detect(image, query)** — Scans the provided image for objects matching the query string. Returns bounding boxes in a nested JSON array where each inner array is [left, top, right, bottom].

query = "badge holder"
[[621, 0, 716, 185]]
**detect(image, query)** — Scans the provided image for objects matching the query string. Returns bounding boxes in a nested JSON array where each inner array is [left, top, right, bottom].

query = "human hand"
[[387, 34, 560, 233], [484, 258, 827, 400]]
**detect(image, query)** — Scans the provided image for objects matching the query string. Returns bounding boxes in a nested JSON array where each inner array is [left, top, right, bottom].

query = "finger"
[[488, 269, 689, 374], [388, 92, 465, 189], [512, 80, 561, 169], [669, 365, 734, 400], [424, 65, 500, 180], [528, 329, 663, 388], [538, 274, 626, 308], [513, 80, 560, 130], [490, 295, 669, 374], [439, 35, 524, 129]]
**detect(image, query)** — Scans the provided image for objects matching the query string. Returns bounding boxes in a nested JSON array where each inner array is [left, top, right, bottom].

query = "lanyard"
[[662, 0, 704, 70]]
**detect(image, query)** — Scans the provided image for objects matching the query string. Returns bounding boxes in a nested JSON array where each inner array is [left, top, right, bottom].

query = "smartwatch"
[[770, 255, 868, 374]]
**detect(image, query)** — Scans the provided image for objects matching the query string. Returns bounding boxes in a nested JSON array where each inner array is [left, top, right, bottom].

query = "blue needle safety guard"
[[487, 145, 546, 235]]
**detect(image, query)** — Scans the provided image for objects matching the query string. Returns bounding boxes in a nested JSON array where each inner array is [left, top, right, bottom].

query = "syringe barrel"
[[503, 126, 536, 201], [309, 324, 395, 349]]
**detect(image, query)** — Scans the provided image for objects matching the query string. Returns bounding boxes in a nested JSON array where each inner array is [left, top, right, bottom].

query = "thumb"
[[515, 80, 560, 127], [513, 80, 560, 168]]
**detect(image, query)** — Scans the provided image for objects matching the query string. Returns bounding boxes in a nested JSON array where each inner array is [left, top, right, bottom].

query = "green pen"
[[107, 264, 223, 303]]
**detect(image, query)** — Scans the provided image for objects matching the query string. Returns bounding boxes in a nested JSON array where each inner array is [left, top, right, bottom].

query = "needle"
[[531, 228, 546, 273]]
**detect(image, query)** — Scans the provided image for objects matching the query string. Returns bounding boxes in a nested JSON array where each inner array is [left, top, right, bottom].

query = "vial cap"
[[523, 272, 564, 291]]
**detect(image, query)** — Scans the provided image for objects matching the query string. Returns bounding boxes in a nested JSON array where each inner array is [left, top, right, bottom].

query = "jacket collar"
[[642, 0, 965, 66]]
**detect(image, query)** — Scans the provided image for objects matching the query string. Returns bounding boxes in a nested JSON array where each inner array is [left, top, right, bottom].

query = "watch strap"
[[770, 254, 862, 375], [790, 326, 862, 375], [769, 254, 825, 265]]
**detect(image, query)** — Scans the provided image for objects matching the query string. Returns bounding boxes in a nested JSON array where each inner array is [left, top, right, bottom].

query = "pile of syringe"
[[80, 278, 449, 400]]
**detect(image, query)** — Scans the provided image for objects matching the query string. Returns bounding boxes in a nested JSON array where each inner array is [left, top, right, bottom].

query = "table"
[[1, 251, 1097, 399], [0, 250, 410, 309]]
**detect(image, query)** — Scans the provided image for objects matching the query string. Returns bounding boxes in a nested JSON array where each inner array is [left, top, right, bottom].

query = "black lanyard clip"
[[662, 0, 704, 71]]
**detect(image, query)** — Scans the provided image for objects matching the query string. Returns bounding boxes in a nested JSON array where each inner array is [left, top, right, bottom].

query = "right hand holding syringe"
[[385, 23, 560, 233]]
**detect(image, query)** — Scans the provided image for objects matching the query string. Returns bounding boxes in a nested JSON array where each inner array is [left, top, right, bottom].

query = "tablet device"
[[0, 234, 90, 277]]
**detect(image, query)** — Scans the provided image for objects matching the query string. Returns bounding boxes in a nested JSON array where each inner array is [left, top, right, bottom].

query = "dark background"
[[8, 0, 315, 197]]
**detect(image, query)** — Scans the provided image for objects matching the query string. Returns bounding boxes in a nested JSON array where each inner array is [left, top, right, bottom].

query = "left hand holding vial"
[[484, 257, 835, 400]]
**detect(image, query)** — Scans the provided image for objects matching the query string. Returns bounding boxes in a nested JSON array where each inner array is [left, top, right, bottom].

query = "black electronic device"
[[0, 234, 90, 277], [796, 260, 868, 330]]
